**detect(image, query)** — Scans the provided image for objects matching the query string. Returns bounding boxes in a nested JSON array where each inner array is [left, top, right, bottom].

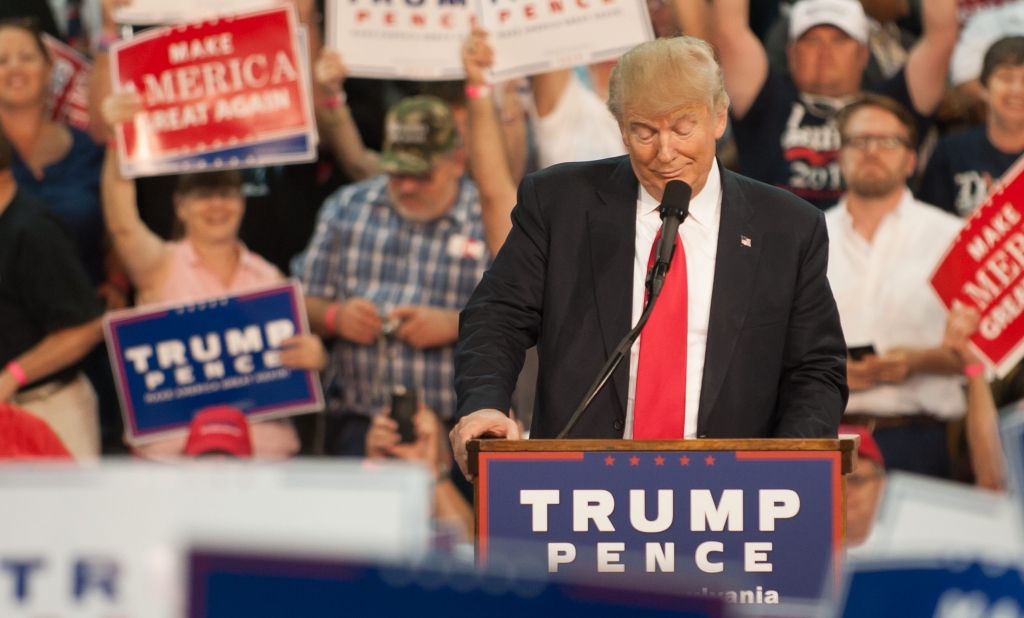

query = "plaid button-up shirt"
[[292, 175, 489, 420]]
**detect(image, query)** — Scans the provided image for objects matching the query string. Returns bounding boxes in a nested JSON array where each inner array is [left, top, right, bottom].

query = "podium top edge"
[[468, 438, 857, 453]]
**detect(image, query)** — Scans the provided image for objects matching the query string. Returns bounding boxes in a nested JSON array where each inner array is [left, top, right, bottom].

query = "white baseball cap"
[[789, 0, 870, 44]]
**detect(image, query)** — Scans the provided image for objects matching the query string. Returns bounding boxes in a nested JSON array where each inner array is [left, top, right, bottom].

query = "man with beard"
[[826, 93, 966, 478]]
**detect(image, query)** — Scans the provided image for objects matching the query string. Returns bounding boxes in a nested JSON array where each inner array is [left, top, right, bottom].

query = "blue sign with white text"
[[477, 449, 841, 607], [104, 281, 323, 443], [839, 561, 1024, 618]]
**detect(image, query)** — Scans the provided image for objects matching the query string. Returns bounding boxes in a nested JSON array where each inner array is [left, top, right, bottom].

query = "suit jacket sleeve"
[[772, 210, 848, 437], [454, 174, 549, 420]]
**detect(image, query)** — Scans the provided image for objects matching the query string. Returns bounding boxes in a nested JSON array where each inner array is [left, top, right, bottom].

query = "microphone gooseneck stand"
[[555, 180, 691, 439]]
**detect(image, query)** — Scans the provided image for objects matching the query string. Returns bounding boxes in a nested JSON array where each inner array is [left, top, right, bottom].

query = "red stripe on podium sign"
[[930, 153, 1024, 377], [476, 451, 585, 565]]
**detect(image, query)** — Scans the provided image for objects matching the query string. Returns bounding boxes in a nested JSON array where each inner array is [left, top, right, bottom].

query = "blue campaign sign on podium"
[[104, 281, 324, 444], [473, 442, 846, 607]]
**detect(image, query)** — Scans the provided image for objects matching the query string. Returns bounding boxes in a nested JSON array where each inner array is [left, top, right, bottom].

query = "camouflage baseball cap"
[[380, 95, 461, 176]]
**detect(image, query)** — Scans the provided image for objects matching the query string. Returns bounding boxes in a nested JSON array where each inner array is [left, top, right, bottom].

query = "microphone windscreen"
[[662, 180, 693, 217]]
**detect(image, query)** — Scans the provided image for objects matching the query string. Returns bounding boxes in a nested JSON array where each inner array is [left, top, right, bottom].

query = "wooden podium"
[[468, 437, 858, 607]]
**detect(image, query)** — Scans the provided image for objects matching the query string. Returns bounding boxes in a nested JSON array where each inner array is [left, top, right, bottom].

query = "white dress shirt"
[[624, 159, 723, 439], [825, 189, 967, 419]]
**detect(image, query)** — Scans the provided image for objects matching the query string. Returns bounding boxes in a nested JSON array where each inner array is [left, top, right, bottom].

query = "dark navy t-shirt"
[[918, 125, 1023, 217], [11, 128, 105, 284], [731, 68, 923, 211]]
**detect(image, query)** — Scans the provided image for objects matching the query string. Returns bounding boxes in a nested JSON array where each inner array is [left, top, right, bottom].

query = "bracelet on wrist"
[[5, 361, 29, 388], [95, 33, 120, 53], [324, 92, 346, 109], [324, 302, 341, 336], [465, 84, 493, 99], [964, 363, 986, 378]]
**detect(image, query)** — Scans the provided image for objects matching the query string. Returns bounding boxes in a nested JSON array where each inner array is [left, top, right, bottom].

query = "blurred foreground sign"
[[186, 550, 725, 618], [478, 0, 653, 80], [325, 0, 475, 80], [838, 561, 1024, 618], [0, 461, 431, 618], [110, 6, 316, 177], [931, 155, 1024, 377], [104, 281, 323, 444]]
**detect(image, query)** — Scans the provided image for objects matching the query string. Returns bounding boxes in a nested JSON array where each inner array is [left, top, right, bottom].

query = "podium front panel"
[[476, 446, 843, 607]]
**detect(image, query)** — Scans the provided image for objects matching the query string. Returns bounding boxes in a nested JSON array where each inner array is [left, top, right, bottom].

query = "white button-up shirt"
[[825, 189, 967, 419], [624, 159, 723, 438]]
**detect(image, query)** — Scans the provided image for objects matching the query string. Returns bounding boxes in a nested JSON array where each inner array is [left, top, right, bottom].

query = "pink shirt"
[[133, 239, 300, 460], [139, 240, 283, 306]]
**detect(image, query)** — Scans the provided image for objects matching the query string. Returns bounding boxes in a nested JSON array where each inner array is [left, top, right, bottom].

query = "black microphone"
[[648, 180, 692, 297], [555, 178, 693, 439]]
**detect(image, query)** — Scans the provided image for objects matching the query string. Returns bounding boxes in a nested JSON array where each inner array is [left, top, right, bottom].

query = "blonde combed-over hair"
[[607, 36, 730, 122]]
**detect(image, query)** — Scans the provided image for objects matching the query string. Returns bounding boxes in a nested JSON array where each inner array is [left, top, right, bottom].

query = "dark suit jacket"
[[454, 156, 848, 439]]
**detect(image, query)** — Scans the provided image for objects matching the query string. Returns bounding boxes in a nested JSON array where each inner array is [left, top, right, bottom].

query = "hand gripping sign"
[[104, 281, 324, 444], [931, 154, 1024, 377], [110, 6, 317, 177]]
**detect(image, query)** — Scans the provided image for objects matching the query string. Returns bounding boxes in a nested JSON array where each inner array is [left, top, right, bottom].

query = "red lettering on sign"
[[356, 9, 370, 21], [524, 4, 536, 17], [499, 9, 511, 22], [549, 1, 564, 11], [412, 13, 426, 25]]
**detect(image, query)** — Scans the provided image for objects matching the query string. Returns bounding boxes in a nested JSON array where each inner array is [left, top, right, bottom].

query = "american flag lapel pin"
[[740, 235, 752, 247]]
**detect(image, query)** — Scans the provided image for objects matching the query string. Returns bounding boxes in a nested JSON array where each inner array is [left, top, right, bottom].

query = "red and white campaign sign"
[[110, 6, 315, 176], [931, 155, 1024, 377], [43, 35, 91, 131]]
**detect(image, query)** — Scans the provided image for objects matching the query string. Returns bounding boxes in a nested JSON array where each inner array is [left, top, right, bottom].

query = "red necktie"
[[633, 228, 688, 439]]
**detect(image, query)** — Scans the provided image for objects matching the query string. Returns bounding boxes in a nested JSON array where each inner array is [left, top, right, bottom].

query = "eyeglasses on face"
[[841, 134, 911, 151]]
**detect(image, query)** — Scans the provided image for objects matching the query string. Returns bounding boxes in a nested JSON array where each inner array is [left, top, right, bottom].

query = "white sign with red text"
[[110, 6, 316, 177], [325, 0, 476, 80], [43, 35, 91, 131], [114, 0, 285, 25], [478, 0, 653, 80]]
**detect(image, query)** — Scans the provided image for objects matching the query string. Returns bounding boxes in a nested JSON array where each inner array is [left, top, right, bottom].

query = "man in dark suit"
[[450, 36, 848, 476]]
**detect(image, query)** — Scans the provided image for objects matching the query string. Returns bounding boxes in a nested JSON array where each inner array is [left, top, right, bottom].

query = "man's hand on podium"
[[449, 409, 520, 479]]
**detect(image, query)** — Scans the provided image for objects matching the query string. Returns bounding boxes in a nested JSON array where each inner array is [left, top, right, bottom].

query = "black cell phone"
[[847, 345, 877, 361], [391, 386, 418, 444]]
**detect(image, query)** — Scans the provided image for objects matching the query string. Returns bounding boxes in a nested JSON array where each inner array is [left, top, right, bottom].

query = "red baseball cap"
[[185, 406, 252, 458], [839, 424, 885, 471]]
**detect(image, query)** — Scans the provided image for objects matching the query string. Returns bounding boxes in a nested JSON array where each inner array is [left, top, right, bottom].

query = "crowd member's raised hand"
[[313, 48, 381, 182], [388, 305, 460, 350], [100, 91, 142, 130], [460, 27, 517, 255], [943, 305, 1006, 492], [366, 405, 444, 475]]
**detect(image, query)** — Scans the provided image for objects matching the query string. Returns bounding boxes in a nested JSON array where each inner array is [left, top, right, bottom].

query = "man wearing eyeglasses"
[[826, 93, 966, 479]]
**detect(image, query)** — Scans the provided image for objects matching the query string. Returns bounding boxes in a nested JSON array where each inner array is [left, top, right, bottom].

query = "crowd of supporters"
[[2, 0, 1023, 547]]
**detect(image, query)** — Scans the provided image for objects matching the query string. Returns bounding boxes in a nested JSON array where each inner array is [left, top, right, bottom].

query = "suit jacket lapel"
[[588, 156, 637, 417], [698, 168, 762, 433]]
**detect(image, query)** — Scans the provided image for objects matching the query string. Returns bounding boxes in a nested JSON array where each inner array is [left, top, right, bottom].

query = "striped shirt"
[[291, 175, 489, 420]]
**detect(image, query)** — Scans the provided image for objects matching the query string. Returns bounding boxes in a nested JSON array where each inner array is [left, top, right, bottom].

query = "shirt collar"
[[637, 159, 722, 229], [182, 238, 262, 273], [836, 187, 914, 236]]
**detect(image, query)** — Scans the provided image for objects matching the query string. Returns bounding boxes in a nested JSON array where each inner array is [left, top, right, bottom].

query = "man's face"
[[846, 458, 884, 547], [387, 152, 466, 222], [620, 102, 727, 201], [985, 63, 1024, 127], [788, 25, 869, 98], [175, 187, 245, 245], [839, 105, 916, 199]]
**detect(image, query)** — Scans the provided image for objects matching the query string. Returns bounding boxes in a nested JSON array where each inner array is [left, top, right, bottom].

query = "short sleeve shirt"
[[0, 190, 103, 386], [731, 68, 923, 210], [917, 125, 1022, 217], [291, 175, 489, 421]]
